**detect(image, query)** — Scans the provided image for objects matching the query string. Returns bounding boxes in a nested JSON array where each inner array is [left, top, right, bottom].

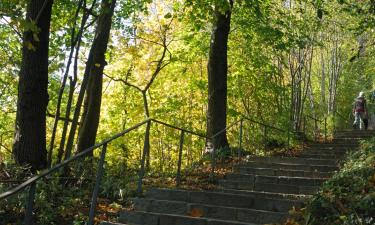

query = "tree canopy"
[[0, 0, 375, 223]]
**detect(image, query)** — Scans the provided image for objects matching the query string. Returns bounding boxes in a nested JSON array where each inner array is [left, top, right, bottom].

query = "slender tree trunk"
[[13, 0, 53, 170], [63, 26, 93, 160], [48, 0, 84, 166], [142, 91, 151, 169], [57, 1, 94, 163], [321, 50, 326, 106], [206, 1, 233, 150], [77, 0, 116, 153]]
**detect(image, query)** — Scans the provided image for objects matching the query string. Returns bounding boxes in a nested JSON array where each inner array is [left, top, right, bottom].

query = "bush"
[[302, 139, 375, 225]]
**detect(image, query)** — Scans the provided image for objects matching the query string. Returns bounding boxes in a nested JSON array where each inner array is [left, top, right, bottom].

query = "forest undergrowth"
[[0, 142, 302, 225], [284, 138, 375, 225]]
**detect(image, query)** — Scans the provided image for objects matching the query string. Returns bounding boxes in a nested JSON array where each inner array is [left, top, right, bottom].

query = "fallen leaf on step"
[[189, 208, 204, 217]]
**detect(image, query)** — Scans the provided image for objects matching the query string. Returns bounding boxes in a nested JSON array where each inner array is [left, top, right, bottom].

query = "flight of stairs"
[[102, 130, 375, 225]]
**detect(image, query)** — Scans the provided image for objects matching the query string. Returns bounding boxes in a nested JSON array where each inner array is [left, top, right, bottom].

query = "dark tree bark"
[[13, 0, 53, 170], [76, 0, 116, 153], [206, 1, 233, 150]]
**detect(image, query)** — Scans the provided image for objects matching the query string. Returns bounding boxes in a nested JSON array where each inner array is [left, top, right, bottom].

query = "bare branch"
[[132, 35, 164, 47], [46, 111, 76, 123], [104, 67, 143, 93], [0, 16, 22, 40], [0, 143, 11, 154], [144, 40, 168, 91]]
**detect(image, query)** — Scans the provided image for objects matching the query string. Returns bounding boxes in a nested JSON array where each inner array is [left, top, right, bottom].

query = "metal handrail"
[[151, 118, 206, 138], [0, 119, 151, 200], [211, 119, 242, 139], [335, 110, 349, 121], [0, 114, 312, 224], [242, 116, 285, 133], [305, 114, 323, 123]]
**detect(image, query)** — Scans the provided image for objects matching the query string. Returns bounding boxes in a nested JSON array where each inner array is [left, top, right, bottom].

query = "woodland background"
[[0, 0, 375, 224]]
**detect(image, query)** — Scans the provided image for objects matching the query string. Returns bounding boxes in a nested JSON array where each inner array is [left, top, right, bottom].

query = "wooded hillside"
[[0, 0, 374, 224]]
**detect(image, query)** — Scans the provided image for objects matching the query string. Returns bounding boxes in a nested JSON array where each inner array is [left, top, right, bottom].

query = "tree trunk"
[[321, 50, 326, 106], [142, 91, 151, 169], [206, 1, 233, 150], [13, 0, 53, 171], [77, 0, 116, 153], [48, 0, 84, 166], [58, 0, 95, 163]]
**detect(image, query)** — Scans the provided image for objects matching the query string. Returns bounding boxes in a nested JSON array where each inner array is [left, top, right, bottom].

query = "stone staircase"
[[102, 130, 375, 225]]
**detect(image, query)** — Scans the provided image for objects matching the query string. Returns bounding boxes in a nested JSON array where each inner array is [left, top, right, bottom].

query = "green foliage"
[[215, 146, 232, 161], [304, 139, 375, 225], [1, 0, 375, 223]]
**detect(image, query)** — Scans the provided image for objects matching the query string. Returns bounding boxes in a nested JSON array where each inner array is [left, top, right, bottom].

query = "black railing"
[[304, 114, 328, 142], [0, 114, 326, 224], [333, 110, 352, 131]]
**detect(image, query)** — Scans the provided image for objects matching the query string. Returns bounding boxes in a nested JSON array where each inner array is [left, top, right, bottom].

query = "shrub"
[[303, 139, 375, 225]]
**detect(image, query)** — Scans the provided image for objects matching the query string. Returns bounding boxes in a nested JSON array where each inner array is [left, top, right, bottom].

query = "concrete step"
[[300, 146, 351, 152], [225, 173, 327, 186], [101, 222, 126, 225], [219, 180, 319, 195], [333, 136, 374, 139], [237, 161, 339, 172], [331, 137, 363, 141], [234, 167, 333, 178], [119, 210, 260, 225], [297, 153, 345, 159], [308, 143, 359, 148], [334, 130, 375, 137], [246, 156, 338, 165], [300, 149, 348, 155], [105, 129, 368, 225], [145, 188, 304, 212], [131, 198, 287, 224], [219, 188, 312, 200], [304, 146, 353, 151], [301, 150, 348, 156]]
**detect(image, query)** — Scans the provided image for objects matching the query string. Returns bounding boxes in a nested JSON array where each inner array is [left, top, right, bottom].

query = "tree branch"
[[104, 66, 143, 93]]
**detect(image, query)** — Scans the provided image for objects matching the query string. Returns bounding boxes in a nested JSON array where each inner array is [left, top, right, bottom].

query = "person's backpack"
[[354, 97, 366, 111]]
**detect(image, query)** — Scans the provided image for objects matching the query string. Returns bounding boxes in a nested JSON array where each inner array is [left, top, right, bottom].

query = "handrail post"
[[303, 116, 306, 151], [209, 143, 216, 183], [176, 130, 185, 187], [137, 121, 151, 196], [324, 117, 327, 142], [88, 143, 108, 225], [24, 182, 36, 225], [238, 119, 243, 159], [314, 118, 318, 141], [287, 123, 290, 149], [263, 125, 267, 150], [333, 113, 336, 134]]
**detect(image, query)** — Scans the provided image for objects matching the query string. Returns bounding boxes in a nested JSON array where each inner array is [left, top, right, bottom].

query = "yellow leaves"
[[24, 32, 40, 51], [95, 63, 101, 68], [339, 215, 347, 221], [288, 206, 305, 217], [188, 208, 204, 217], [283, 219, 301, 225], [267, 218, 301, 225], [25, 41, 36, 51], [322, 189, 334, 201]]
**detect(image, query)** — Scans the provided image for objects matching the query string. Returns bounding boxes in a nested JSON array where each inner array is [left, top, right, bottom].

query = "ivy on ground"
[[299, 138, 375, 225]]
